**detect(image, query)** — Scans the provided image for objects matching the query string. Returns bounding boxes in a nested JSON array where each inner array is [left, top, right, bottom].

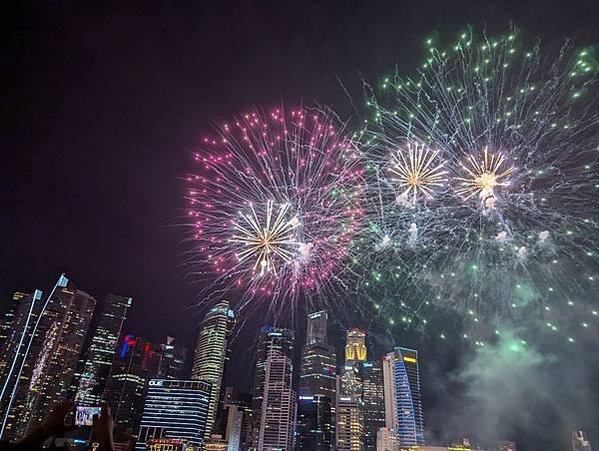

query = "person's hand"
[[40, 401, 75, 437], [92, 402, 114, 451]]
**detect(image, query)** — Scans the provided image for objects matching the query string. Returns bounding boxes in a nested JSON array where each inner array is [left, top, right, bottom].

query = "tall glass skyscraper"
[[135, 379, 212, 450], [298, 311, 336, 449], [191, 300, 235, 440], [103, 334, 160, 444], [362, 360, 385, 450], [4, 280, 96, 438], [251, 326, 295, 449], [382, 347, 425, 447], [75, 293, 132, 406], [157, 336, 187, 380]]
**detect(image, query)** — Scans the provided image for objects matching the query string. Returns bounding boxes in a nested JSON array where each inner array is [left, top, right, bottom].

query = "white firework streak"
[[389, 142, 447, 203], [456, 146, 516, 200], [231, 201, 299, 275]]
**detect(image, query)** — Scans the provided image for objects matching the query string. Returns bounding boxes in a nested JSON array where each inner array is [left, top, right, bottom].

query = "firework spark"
[[231, 201, 299, 275], [389, 142, 447, 204], [456, 147, 516, 201], [186, 107, 364, 316], [359, 28, 599, 346]]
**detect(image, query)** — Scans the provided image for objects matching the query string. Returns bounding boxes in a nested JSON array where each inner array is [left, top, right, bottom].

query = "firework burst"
[[359, 28, 599, 346], [186, 107, 364, 317], [389, 142, 447, 204]]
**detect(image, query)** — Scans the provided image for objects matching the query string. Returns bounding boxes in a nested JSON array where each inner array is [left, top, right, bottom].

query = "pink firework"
[[186, 107, 364, 315]]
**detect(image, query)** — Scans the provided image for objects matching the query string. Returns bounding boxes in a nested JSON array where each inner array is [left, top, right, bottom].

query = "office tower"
[[192, 300, 236, 439], [377, 427, 398, 451], [362, 360, 385, 450], [4, 281, 96, 438], [382, 347, 425, 447], [135, 379, 212, 450], [258, 345, 296, 450], [299, 311, 336, 399], [0, 290, 43, 435], [103, 334, 160, 444], [296, 394, 333, 450], [336, 373, 363, 451], [497, 440, 517, 451], [572, 431, 592, 451], [212, 387, 253, 451], [297, 311, 336, 449], [75, 293, 132, 406], [250, 327, 294, 450], [345, 328, 367, 364], [157, 336, 187, 380]]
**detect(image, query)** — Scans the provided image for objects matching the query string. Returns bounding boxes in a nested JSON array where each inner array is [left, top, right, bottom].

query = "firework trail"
[[185, 107, 364, 319], [359, 28, 599, 346]]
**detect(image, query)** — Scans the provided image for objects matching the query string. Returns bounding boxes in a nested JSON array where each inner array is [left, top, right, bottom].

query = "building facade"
[[362, 360, 385, 450], [135, 379, 212, 450], [157, 336, 187, 380], [251, 327, 295, 450], [257, 347, 296, 450], [74, 293, 132, 406], [103, 334, 160, 444], [4, 280, 96, 438], [296, 394, 333, 450], [382, 347, 425, 447], [192, 301, 235, 440]]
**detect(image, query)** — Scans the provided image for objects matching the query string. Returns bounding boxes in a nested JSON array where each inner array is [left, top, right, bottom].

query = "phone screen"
[[75, 406, 101, 427]]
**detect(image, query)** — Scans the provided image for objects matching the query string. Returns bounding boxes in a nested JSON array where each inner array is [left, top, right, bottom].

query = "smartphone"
[[75, 406, 102, 427]]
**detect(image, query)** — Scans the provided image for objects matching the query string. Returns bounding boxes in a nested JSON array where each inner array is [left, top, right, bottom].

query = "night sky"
[[3, 1, 598, 449]]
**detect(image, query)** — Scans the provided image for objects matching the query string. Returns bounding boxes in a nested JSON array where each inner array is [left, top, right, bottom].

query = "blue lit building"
[[382, 347, 425, 447], [135, 379, 211, 450]]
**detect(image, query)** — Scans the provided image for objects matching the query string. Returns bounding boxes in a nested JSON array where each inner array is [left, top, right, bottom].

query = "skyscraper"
[[362, 360, 385, 450], [75, 293, 132, 406], [135, 379, 212, 450], [251, 327, 295, 450], [298, 311, 336, 449], [4, 280, 96, 438], [296, 394, 333, 450], [103, 334, 160, 444], [192, 300, 235, 439], [157, 336, 187, 380], [345, 328, 367, 363], [258, 345, 296, 450], [497, 440, 517, 451], [382, 347, 425, 447], [0, 290, 43, 435], [299, 311, 336, 399], [336, 328, 367, 451]]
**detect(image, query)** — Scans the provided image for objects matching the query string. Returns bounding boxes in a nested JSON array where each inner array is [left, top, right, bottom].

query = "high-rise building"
[[250, 327, 295, 450], [572, 431, 592, 451], [376, 427, 398, 451], [157, 336, 187, 380], [296, 394, 333, 450], [336, 328, 369, 450], [362, 360, 385, 450], [382, 347, 425, 447], [345, 328, 367, 363], [74, 293, 132, 406], [258, 345, 296, 450], [4, 280, 96, 438], [135, 379, 212, 450], [298, 311, 336, 449], [0, 290, 44, 437], [103, 334, 160, 444], [299, 311, 336, 399], [212, 387, 253, 451], [192, 301, 235, 439], [336, 373, 363, 451]]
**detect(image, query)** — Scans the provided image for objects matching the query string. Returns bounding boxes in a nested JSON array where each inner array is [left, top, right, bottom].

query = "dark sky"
[[2, 1, 598, 449]]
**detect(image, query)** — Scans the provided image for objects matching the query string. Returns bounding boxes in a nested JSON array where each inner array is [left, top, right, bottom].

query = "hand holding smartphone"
[[74, 406, 102, 427]]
